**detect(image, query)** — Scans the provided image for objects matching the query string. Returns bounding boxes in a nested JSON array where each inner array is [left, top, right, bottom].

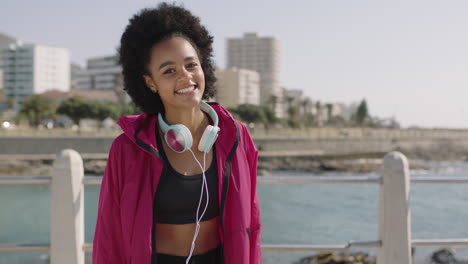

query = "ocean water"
[[1, 161, 468, 264]]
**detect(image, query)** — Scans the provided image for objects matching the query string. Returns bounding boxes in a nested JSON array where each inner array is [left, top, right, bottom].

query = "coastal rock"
[[0, 159, 52, 176], [293, 248, 468, 264], [0, 159, 108, 176], [428, 248, 468, 264], [294, 252, 376, 264], [258, 157, 430, 173], [84, 160, 108, 175]]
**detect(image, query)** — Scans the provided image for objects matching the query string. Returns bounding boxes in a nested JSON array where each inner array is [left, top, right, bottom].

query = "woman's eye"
[[163, 68, 175, 74], [187, 63, 197, 68]]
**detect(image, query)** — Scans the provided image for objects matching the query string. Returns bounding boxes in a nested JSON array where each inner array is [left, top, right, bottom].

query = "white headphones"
[[158, 101, 220, 153]]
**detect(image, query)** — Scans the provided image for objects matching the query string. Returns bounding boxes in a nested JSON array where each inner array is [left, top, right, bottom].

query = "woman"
[[92, 3, 262, 264]]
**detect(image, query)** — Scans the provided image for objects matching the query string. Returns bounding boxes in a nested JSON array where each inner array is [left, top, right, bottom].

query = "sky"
[[1, 0, 467, 128]]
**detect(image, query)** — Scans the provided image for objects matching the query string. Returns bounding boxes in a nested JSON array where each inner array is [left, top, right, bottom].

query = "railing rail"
[[4, 175, 468, 185], [1, 150, 468, 264], [0, 244, 50, 252], [4, 239, 468, 253]]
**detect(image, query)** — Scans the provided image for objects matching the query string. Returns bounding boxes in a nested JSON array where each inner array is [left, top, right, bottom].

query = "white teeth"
[[176, 86, 195, 94]]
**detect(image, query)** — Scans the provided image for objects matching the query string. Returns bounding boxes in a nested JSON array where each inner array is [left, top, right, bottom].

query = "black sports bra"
[[153, 129, 219, 224]]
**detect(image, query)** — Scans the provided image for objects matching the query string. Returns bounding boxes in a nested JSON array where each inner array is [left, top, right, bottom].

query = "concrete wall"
[[256, 137, 468, 153], [0, 137, 114, 155], [2, 136, 468, 157]]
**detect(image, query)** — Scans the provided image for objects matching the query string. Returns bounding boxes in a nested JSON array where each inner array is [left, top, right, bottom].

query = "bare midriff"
[[155, 216, 221, 256]]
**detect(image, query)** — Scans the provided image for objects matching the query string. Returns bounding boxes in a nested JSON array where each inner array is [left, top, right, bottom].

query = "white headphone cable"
[[186, 150, 209, 264]]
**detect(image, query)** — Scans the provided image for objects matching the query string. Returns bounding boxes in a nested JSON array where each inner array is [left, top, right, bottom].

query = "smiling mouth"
[[175, 85, 197, 94]]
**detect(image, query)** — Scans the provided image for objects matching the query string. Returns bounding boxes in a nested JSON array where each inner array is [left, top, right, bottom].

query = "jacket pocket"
[[246, 227, 252, 242]]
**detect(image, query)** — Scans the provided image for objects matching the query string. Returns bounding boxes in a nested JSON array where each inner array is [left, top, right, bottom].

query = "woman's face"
[[144, 36, 205, 112]]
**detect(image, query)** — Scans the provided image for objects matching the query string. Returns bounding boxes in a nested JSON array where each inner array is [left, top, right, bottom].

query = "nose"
[[177, 67, 192, 82]]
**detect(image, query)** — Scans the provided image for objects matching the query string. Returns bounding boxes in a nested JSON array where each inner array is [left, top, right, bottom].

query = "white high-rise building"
[[2, 41, 70, 105], [226, 33, 282, 116], [216, 67, 260, 108], [76, 55, 123, 91]]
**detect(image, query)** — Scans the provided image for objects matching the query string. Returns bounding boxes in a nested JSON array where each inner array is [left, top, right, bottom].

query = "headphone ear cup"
[[198, 125, 220, 153], [165, 125, 193, 153]]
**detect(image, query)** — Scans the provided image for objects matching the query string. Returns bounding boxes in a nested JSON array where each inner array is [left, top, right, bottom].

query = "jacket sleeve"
[[92, 137, 126, 263], [242, 124, 262, 264]]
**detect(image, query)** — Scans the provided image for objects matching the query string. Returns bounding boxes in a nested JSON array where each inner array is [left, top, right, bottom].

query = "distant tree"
[[326, 103, 334, 122], [57, 96, 94, 126], [268, 95, 278, 110], [286, 108, 300, 128], [233, 104, 265, 124], [356, 99, 369, 125], [315, 101, 323, 126], [261, 105, 277, 130], [300, 98, 311, 121], [89, 101, 122, 129], [19, 95, 57, 127], [285, 96, 294, 118], [226, 107, 241, 121], [328, 115, 347, 126], [287, 106, 299, 120], [285, 96, 294, 106], [287, 118, 301, 129], [285, 96, 301, 128], [7, 96, 16, 109], [304, 113, 315, 126], [315, 101, 322, 111], [120, 102, 141, 116]]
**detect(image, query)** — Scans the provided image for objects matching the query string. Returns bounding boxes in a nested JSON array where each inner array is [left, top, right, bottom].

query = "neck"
[[163, 105, 207, 136]]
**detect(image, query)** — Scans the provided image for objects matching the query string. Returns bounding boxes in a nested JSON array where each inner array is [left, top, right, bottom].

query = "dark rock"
[[0, 159, 52, 176], [429, 248, 468, 264], [84, 160, 107, 175], [294, 252, 376, 264]]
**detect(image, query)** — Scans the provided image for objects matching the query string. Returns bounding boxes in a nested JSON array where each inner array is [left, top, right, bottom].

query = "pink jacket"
[[92, 103, 262, 264]]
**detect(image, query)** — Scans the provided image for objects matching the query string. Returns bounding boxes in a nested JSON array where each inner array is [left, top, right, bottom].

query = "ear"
[[143, 75, 158, 93]]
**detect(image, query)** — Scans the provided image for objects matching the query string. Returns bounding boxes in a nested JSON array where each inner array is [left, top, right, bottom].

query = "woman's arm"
[[92, 137, 126, 263]]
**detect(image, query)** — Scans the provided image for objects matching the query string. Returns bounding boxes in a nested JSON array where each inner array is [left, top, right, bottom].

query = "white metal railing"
[[4, 175, 468, 186], [1, 150, 468, 263]]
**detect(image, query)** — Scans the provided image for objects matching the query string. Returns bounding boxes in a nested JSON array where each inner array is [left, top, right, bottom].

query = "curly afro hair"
[[118, 2, 217, 114]]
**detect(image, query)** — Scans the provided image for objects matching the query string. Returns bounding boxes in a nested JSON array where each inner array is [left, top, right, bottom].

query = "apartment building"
[[75, 55, 123, 91], [216, 67, 260, 108], [2, 41, 70, 105], [227, 33, 283, 116]]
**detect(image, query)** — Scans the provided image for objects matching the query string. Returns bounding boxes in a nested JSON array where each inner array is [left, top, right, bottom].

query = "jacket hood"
[[116, 103, 236, 154]]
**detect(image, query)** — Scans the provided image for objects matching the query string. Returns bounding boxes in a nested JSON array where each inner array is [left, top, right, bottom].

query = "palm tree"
[[300, 98, 311, 124], [268, 95, 278, 113], [326, 103, 334, 123], [315, 101, 323, 127], [356, 99, 369, 125]]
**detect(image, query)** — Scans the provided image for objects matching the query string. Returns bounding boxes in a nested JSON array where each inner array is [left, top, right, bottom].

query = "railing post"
[[51, 149, 84, 264], [377, 151, 412, 264]]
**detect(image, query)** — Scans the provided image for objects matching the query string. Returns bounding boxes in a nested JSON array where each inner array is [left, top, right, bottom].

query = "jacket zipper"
[[246, 227, 252, 242]]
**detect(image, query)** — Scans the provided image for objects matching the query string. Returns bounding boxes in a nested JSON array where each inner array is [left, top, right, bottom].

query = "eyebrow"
[[158, 56, 197, 70]]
